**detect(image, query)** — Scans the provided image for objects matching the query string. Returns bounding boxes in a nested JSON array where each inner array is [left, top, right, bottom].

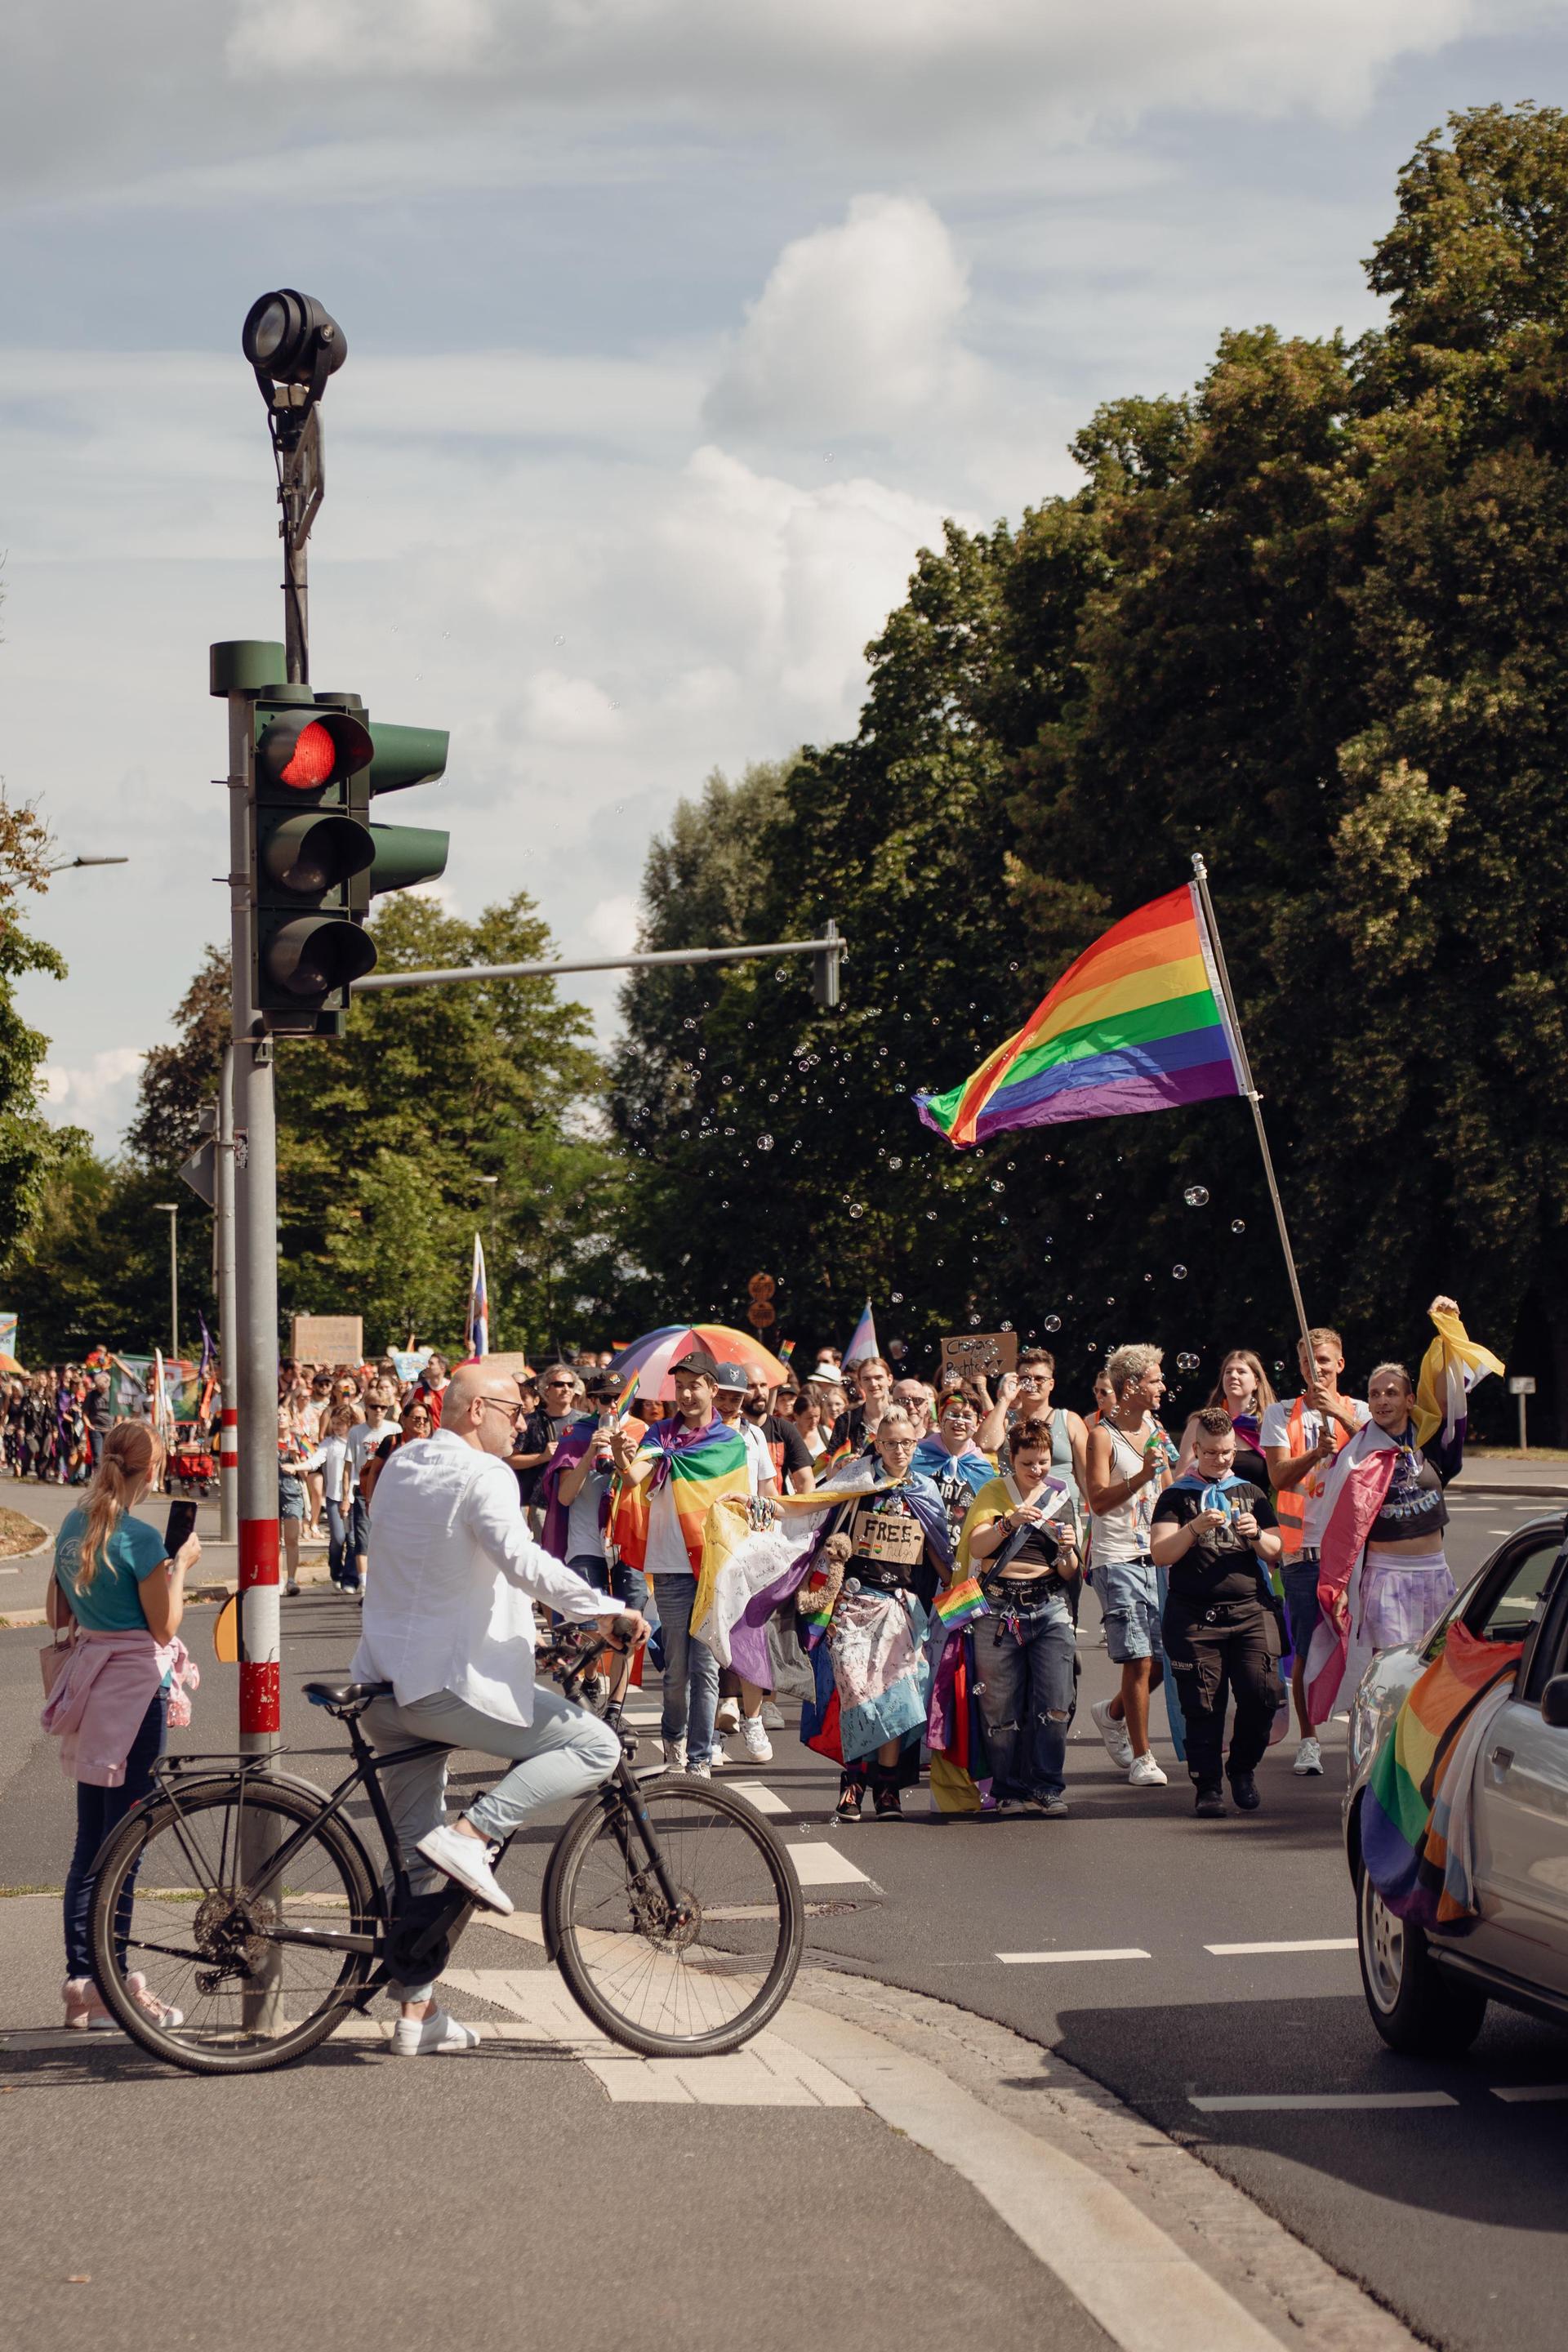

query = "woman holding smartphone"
[[44, 1420, 200, 2030]]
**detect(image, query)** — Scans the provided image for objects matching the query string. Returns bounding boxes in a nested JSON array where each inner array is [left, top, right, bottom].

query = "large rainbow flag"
[[915, 884, 1245, 1147], [1361, 1622, 1524, 1928]]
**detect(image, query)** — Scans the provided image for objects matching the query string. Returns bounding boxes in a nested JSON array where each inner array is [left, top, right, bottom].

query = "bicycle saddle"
[[302, 1679, 393, 1714]]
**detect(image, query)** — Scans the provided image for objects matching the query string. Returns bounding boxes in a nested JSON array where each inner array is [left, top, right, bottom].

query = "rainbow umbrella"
[[607, 1323, 790, 1402]]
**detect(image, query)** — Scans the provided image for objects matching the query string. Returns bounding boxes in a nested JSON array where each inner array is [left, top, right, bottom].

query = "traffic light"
[[247, 684, 450, 1030], [812, 918, 844, 1011]]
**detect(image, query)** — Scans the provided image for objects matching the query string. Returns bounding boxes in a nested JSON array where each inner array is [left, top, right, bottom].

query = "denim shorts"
[[1282, 1556, 1322, 1656], [1098, 1560, 1163, 1663], [278, 1476, 305, 1523]]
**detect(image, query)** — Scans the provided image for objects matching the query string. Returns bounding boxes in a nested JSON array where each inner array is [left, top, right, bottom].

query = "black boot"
[[1228, 1770, 1261, 1811]]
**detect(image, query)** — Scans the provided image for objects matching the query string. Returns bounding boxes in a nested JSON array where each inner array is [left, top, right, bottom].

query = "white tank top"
[[1090, 1422, 1158, 1563]]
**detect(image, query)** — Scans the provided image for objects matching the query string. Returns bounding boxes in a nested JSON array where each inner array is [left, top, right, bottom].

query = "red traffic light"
[[279, 720, 337, 789]]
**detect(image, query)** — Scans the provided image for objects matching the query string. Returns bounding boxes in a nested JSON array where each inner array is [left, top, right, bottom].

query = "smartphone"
[[164, 1499, 198, 1558]]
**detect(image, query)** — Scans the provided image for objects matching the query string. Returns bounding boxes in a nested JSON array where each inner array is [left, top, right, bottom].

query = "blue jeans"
[[350, 1494, 370, 1566], [326, 1499, 350, 1581], [63, 1689, 167, 1978], [568, 1555, 650, 1618], [363, 1683, 622, 1999], [971, 1591, 1076, 1801], [650, 1574, 719, 1764]]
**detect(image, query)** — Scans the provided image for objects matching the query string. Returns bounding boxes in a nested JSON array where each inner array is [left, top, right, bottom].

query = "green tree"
[[0, 795, 87, 1295]]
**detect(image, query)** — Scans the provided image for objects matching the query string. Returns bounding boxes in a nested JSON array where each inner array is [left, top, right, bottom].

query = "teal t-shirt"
[[55, 1507, 168, 1633]]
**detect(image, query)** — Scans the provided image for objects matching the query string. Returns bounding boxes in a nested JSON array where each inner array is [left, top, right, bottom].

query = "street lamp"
[[152, 1203, 179, 1362], [43, 855, 130, 875]]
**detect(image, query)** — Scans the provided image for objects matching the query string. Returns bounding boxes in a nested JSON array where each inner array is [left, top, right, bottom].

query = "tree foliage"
[[608, 105, 1568, 1432]]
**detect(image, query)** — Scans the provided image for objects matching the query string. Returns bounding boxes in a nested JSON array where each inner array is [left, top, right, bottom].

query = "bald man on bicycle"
[[354, 1361, 650, 2055]]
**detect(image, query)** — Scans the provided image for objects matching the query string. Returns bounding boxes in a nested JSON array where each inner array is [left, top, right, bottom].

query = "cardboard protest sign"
[[291, 1316, 363, 1364], [938, 1330, 1018, 1386]]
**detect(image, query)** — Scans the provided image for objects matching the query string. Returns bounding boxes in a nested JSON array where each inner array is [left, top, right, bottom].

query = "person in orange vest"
[[1261, 1328, 1367, 1776]]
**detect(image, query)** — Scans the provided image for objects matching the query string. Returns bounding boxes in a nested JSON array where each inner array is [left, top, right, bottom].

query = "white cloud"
[[583, 894, 639, 956], [706, 194, 984, 441], [38, 1047, 147, 1145]]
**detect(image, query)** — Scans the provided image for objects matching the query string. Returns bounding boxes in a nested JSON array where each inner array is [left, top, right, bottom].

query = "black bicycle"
[[85, 1622, 804, 2076]]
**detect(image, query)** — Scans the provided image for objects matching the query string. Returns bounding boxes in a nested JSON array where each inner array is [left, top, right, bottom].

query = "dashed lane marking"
[[1191, 2091, 1459, 2112], [997, 1947, 1151, 1966], [1205, 1938, 1356, 1955], [1490, 2082, 1568, 2103]]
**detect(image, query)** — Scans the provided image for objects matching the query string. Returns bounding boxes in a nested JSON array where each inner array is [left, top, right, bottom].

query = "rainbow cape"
[[1361, 1622, 1524, 1927], [611, 1415, 750, 1573], [915, 884, 1245, 1147]]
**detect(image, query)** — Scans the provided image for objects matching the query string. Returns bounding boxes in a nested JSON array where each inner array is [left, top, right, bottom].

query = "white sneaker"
[[760, 1701, 785, 1728], [715, 1698, 742, 1735], [740, 1714, 773, 1763], [661, 1738, 688, 1771], [414, 1824, 514, 1914], [391, 2007, 481, 2056], [686, 1759, 712, 1780], [1127, 1753, 1169, 1789], [1293, 1735, 1324, 1776], [125, 1971, 185, 2029], [1090, 1699, 1136, 1775], [284, 1579, 300, 1597]]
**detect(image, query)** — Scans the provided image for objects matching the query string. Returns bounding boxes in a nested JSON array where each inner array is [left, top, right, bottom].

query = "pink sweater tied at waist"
[[40, 1628, 198, 1787]]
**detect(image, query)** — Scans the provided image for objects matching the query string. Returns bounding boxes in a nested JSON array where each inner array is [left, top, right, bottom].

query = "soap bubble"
[[891, 1291, 905, 1303], [1183, 1185, 1209, 1208], [1176, 1352, 1201, 1373], [990, 1179, 1005, 1193], [756, 1134, 773, 1152], [1230, 1218, 1245, 1234], [887, 1156, 903, 1171], [969, 1314, 982, 1327], [1172, 1264, 1188, 1281], [774, 966, 789, 981], [1044, 1314, 1062, 1333], [849, 1204, 864, 1219]]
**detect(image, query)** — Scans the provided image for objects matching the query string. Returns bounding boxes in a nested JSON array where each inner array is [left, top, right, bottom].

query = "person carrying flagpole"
[[466, 1235, 489, 1362]]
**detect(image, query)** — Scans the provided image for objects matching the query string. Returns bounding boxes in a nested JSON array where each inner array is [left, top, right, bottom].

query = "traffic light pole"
[[351, 921, 846, 1000], [215, 1042, 238, 1546], [227, 693, 282, 1768]]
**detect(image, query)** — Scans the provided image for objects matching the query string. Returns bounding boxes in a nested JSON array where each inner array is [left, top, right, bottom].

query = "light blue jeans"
[[650, 1574, 719, 1764], [363, 1683, 621, 1998]]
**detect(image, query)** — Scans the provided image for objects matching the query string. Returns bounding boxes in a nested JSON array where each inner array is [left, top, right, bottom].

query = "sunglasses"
[[479, 1397, 525, 1426]]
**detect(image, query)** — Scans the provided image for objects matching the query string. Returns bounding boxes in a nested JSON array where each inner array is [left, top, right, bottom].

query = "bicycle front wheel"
[[549, 1776, 804, 2057], [89, 1775, 379, 2076]]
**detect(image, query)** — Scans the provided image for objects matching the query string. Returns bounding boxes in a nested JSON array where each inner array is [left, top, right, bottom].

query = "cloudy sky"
[[5, 2, 1566, 1147]]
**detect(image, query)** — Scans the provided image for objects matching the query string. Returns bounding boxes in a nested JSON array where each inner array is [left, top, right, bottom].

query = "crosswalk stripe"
[[725, 1780, 791, 1815], [1490, 2082, 1568, 2103], [1190, 2091, 1459, 2112], [784, 1840, 872, 1886]]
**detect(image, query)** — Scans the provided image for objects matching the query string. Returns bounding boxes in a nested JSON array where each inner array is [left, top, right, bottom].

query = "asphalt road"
[[2, 1494, 1565, 2350]]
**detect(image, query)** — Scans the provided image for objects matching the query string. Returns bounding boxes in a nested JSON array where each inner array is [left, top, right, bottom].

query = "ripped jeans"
[[972, 1588, 1077, 1802]]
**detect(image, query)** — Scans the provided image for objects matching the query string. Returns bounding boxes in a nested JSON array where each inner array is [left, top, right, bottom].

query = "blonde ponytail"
[[72, 1421, 163, 1589]]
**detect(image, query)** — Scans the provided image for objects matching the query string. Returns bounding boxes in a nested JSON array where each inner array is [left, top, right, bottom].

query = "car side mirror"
[[1542, 1675, 1568, 1731]]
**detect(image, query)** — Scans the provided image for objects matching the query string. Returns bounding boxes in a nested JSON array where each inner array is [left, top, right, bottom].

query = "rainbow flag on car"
[[1361, 1623, 1524, 1928], [915, 884, 1245, 1146]]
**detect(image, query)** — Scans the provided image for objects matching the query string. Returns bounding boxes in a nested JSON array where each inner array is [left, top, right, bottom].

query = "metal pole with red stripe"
[[215, 1040, 239, 1546]]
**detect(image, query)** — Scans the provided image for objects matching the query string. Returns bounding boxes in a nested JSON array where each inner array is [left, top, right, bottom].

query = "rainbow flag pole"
[[915, 854, 1312, 1355], [1188, 853, 1311, 1356]]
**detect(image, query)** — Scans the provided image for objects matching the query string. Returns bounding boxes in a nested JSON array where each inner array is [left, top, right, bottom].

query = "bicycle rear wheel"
[[548, 1775, 804, 2056], [88, 1775, 379, 2076]]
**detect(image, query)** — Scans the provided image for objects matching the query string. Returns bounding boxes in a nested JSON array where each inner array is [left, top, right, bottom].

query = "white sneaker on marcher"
[[285, 1579, 301, 1597], [686, 1758, 712, 1780], [740, 1714, 773, 1763], [661, 1738, 688, 1772], [1293, 1735, 1324, 1776], [1127, 1753, 1169, 1789], [715, 1698, 742, 1735], [414, 1824, 514, 1914], [390, 2007, 481, 2056], [760, 1701, 784, 1728], [1090, 1699, 1135, 1775], [126, 1971, 185, 2028]]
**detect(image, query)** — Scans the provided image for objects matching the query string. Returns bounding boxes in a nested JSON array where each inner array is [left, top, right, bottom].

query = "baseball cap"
[[710, 1360, 751, 1393], [668, 1350, 721, 1383]]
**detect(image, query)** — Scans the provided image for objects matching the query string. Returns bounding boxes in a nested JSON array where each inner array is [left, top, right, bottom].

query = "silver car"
[[1343, 1513, 1568, 2055]]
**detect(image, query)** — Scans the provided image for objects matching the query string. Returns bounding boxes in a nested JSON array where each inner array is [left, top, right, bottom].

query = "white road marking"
[[1205, 1938, 1356, 1956], [997, 1947, 1150, 1966], [774, 2003, 1289, 2352], [442, 1967, 860, 2107], [1191, 2091, 1459, 2112], [785, 1840, 871, 1886], [620, 1707, 662, 1726], [1490, 2082, 1568, 2103], [725, 1779, 791, 1815]]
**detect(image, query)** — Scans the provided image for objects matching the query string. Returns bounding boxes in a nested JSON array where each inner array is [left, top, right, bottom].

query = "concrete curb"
[[1450, 1482, 1568, 1502]]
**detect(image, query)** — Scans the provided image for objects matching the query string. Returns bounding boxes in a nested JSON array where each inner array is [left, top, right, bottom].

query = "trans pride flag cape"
[[1305, 1308, 1503, 1722], [611, 1416, 750, 1575], [1362, 1623, 1524, 1927], [915, 884, 1245, 1146]]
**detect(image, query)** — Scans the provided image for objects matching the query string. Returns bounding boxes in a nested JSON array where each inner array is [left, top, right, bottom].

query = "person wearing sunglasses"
[[511, 1365, 581, 1526], [354, 1365, 649, 2051]]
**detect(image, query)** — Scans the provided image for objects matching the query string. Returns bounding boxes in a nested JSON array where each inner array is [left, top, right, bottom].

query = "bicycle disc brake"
[[627, 1871, 702, 1950]]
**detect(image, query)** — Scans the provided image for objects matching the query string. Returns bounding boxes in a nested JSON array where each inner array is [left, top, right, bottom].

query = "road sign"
[[747, 1272, 775, 1301], [1508, 1375, 1536, 1394], [747, 1300, 777, 1330], [180, 1138, 216, 1209]]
